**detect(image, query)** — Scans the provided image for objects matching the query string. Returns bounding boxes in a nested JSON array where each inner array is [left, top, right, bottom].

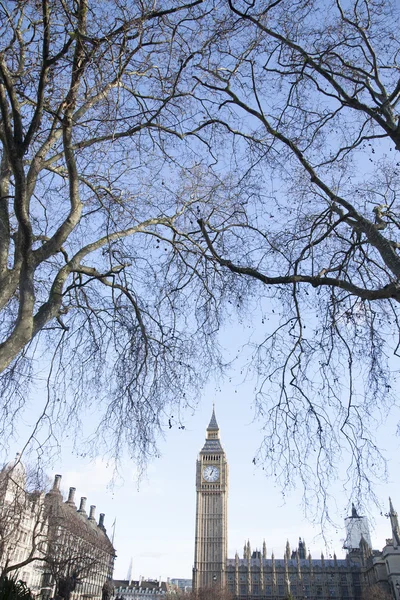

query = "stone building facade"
[[0, 455, 46, 593], [42, 473, 115, 600], [193, 407, 228, 590], [224, 547, 364, 600], [193, 410, 400, 600], [0, 458, 115, 600]]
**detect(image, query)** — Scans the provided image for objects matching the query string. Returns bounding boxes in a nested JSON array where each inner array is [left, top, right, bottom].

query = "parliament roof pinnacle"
[[201, 405, 223, 453], [207, 405, 219, 431]]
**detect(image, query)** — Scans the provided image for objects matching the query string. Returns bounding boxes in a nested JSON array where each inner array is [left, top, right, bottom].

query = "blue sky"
[[4, 307, 400, 581], [1, 0, 399, 585], [16, 376, 399, 582]]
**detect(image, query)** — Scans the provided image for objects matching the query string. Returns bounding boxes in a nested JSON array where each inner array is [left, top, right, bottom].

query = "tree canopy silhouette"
[[0, 0, 400, 512]]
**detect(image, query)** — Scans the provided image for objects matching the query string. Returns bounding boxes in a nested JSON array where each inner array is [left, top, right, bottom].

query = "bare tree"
[[1, 0, 400, 518], [0, 463, 114, 599], [362, 584, 392, 600], [0, 460, 48, 581], [0, 0, 222, 466], [178, 0, 400, 514], [43, 521, 112, 600]]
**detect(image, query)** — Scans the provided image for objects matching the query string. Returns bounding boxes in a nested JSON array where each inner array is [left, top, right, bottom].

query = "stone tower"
[[193, 408, 228, 590]]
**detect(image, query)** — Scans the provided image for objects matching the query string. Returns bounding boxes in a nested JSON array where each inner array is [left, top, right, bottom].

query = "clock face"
[[203, 465, 220, 482]]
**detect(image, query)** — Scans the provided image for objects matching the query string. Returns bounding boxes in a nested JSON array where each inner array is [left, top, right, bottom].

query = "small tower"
[[262, 540, 267, 560], [344, 503, 372, 549], [127, 557, 133, 584], [389, 497, 400, 547], [298, 538, 307, 559], [285, 540, 291, 560], [271, 551, 276, 587]]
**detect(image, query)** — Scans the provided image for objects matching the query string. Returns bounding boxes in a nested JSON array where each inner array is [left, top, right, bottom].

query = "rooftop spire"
[[389, 497, 400, 547], [200, 406, 223, 453], [390, 497, 396, 514], [207, 405, 219, 431]]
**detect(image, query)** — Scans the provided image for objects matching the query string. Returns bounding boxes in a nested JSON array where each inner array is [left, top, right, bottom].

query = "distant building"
[[168, 578, 192, 592], [113, 579, 168, 599], [193, 409, 400, 600]]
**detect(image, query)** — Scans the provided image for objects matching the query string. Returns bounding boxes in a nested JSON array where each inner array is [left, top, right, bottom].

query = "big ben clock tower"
[[193, 408, 228, 590]]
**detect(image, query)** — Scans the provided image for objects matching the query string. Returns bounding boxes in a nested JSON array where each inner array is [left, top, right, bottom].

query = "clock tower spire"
[[193, 407, 228, 590]]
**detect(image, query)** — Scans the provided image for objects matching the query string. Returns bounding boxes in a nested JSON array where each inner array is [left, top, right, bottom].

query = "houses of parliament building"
[[193, 409, 400, 600]]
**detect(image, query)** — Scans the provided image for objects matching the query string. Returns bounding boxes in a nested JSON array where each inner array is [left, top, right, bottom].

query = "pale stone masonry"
[[0, 458, 115, 600], [193, 409, 400, 600], [193, 407, 228, 589]]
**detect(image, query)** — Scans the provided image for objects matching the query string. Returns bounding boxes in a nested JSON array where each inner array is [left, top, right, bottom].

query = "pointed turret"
[[389, 497, 400, 547], [263, 540, 267, 560], [207, 406, 219, 431], [297, 548, 302, 577], [359, 535, 372, 563], [285, 540, 291, 560], [1, 453, 26, 491], [260, 554, 265, 587], [127, 557, 133, 584], [201, 406, 223, 452], [298, 537, 306, 559], [271, 552, 276, 585], [234, 552, 239, 596]]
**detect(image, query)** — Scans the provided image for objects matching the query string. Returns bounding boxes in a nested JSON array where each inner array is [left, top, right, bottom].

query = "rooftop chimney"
[[52, 474, 62, 491], [89, 505, 96, 521], [78, 497, 87, 514], [99, 513, 105, 529], [66, 487, 76, 506]]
